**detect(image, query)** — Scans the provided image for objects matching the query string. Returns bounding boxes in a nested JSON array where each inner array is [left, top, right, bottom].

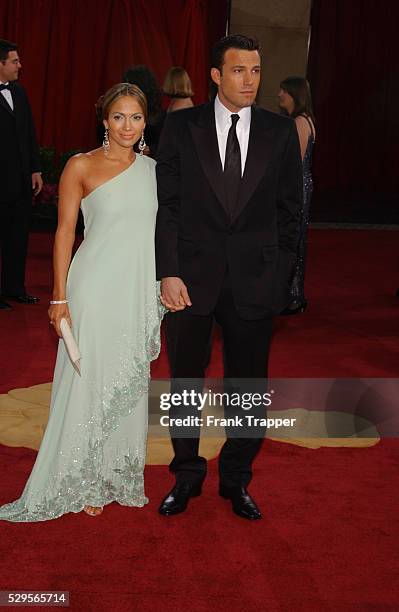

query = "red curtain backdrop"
[[0, 0, 228, 152], [307, 0, 399, 194]]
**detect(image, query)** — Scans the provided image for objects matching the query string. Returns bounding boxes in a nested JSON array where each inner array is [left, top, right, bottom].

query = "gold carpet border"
[[0, 383, 379, 464]]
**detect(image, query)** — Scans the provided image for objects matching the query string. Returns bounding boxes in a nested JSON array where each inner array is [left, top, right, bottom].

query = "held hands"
[[160, 277, 192, 312], [48, 303, 72, 338]]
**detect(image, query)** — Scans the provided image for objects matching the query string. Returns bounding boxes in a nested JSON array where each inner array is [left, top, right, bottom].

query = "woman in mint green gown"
[[0, 83, 165, 521]]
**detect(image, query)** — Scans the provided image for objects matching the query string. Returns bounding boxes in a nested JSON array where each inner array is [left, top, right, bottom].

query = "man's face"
[[211, 48, 261, 112], [0, 50, 21, 82]]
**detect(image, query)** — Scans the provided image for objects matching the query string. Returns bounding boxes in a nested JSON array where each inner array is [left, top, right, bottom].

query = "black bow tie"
[[0, 84, 10, 91]]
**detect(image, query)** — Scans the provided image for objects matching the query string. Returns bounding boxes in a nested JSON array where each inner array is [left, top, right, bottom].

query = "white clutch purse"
[[60, 317, 81, 376]]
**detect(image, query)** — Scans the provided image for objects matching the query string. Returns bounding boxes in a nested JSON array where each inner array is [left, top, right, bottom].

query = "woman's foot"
[[83, 505, 103, 516]]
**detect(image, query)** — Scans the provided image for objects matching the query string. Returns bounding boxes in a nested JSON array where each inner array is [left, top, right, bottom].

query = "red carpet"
[[0, 229, 398, 394], [1, 439, 399, 611], [0, 229, 398, 610]]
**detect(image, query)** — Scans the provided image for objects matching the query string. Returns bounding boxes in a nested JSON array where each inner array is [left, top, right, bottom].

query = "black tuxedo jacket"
[[0, 81, 41, 203], [155, 102, 303, 319]]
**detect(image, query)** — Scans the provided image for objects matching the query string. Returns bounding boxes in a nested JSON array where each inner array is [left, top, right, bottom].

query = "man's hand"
[[32, 172, 43, 197], [161, 277, 192, 312]]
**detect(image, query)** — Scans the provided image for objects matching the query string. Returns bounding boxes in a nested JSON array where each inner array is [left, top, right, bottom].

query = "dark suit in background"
[[156, 102, 302, 489], [0, 81, 41, 295]]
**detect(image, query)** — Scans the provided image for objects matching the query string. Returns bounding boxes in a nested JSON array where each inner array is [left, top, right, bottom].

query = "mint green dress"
[[0, 155, 164, 522]]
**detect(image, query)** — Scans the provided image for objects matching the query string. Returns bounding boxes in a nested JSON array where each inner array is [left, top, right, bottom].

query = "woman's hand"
[[48, 303, 72, 338], [160, 277, 192, 312]]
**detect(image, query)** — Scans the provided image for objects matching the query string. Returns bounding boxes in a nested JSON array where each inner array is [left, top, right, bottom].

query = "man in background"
[[0, 38, 42, 310]]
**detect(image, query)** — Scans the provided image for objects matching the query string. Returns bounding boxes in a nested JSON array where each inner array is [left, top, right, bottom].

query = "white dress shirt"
[[214, 94, 251, 176], [0, 81, 14, 110]]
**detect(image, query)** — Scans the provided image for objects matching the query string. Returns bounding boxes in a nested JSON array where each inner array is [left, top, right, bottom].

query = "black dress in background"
[[289, 114, 315, 304], [144, 110, 166, 159]]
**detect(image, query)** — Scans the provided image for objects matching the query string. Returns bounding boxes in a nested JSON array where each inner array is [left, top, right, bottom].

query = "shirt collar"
[[214, 94, 251, 131], [0, 81, 10, 86]]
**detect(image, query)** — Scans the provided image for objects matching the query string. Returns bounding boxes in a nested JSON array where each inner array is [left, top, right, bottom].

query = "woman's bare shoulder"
[[295, 115, 310, 128], [295, 114, 316, 137], [66, 148, 103, 170]]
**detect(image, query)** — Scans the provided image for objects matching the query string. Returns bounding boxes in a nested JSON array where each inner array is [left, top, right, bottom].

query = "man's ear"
[[211, 67, 221, 86]]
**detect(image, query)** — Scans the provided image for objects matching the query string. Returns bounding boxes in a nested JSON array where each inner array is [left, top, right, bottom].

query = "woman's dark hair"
[[122, 65, 162, 123], [0, 39, 18, 62], [211, 34, 260, 74], [279, 76, 315, 123]]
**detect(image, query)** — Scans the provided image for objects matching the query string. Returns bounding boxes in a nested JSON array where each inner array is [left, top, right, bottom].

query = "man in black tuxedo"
[[0, 39, 42, 310], [155, 35, 302, 519]]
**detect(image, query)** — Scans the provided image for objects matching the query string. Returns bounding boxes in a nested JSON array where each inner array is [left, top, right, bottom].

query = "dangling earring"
[[138, 131, 146, 155], [103, 128, 110, 156]]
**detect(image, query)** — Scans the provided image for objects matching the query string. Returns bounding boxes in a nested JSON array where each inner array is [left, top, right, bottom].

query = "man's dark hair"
[[0, 39, 18, 63], [211, 34, 260, 73]]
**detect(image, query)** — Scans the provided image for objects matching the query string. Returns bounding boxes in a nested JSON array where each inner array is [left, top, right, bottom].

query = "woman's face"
[[277, 89, 294, 114], [103, 95, 145, 149]]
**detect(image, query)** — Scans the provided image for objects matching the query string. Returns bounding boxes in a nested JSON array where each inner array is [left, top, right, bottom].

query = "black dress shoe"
[[159, 482, 202, 516], [5, 293, 40, 304], [0, 300, 12, 310], [280, 300, 307, 315], [219, 485, 262, 520]]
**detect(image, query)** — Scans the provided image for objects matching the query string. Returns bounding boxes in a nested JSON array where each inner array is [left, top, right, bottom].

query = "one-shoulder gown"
[[0, 154, 164, 521]]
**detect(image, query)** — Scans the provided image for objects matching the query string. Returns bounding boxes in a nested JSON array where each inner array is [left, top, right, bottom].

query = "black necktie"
[[223, 114, 241, 221], [0, 84, 10, 91]]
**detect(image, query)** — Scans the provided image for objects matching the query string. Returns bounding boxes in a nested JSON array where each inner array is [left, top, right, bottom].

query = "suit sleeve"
[[155, 113, 181, 279], [24, 89, 41, 173], [276, 120, 303, 255]]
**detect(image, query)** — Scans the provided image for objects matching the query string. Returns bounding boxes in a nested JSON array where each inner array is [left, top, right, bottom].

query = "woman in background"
[[123, 65, 165, 157], [278, 76, 316, 314], [163, 66, 194, 112]]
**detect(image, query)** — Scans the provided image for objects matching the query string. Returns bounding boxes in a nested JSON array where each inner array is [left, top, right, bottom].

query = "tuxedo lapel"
[[11, 84, 24, 133], [188, 103, 228, 218], [0, 88, 14, 117], [233, 106, 275, 222]]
